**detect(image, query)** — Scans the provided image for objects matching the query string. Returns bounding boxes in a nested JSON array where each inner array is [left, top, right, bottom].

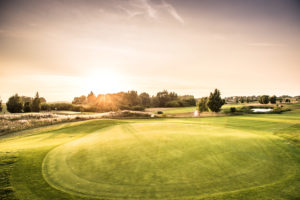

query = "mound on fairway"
[[42, 120, 299, 199]]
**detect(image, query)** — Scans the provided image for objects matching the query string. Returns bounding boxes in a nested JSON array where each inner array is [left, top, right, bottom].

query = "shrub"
[[157, 111, 163, 114], [230, 107, 236, 113], [240, 106, 252, 113], [197, 97, 208, 112], [41, 103, 51, 111], [130, 105, 145, 111], [165, 100, 181, 107]]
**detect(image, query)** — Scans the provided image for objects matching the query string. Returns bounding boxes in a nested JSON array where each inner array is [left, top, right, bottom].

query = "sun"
[[83, 68, 124, 93]]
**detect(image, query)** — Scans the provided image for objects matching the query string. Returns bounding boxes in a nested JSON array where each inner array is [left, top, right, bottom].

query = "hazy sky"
[[0, 0, 299, 102]]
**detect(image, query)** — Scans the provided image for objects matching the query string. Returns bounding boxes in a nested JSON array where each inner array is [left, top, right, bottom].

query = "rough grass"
[[0, 106, 299, 199]]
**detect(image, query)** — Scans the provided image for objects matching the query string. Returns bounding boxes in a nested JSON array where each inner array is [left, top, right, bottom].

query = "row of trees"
[[258, 95, 291, 104], [198, 89, 225, 113], [71, 90, 196, 112], [225, 95, 292, 104], [5, 92, 46, 113]]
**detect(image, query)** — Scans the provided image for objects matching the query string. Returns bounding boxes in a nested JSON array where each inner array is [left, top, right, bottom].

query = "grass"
[[0, 105, 300, 199]]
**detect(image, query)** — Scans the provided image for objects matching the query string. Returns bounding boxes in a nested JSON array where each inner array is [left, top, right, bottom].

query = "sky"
[[0, 0, 299, 102]]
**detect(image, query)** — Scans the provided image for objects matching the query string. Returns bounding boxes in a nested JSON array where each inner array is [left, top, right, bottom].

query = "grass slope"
[[0, 106, 300, 199]]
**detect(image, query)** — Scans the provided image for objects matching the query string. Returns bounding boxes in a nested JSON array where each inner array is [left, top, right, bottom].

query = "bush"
[[230, 107, 236, 113], [157, 111, 163, 114], [197, 97, 208, 112], [130, 105, 145, 111], [165, 100, 181, 107], [41, 103, 51, 111], [240, 106, 252, 113]]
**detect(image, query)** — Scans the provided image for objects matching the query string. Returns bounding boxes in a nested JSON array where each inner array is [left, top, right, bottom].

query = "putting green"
[[42, 121, 297, 199]]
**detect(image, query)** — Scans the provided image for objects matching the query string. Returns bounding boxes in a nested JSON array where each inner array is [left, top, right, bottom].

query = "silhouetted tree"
[[24, 101, 32, 112], [0, 99, 2, 112], [240, 97, 244, 103], [207, 89, 225, 112], [139, 92, 151, 107], [32, 92, 41, 112], [258, 95, 269, 104], [125, 91, 140, 106], [246, 97, 250, 103], [270, 95, 277, 104], [156, 90, 170, 107], [6, 94, 23, 113]]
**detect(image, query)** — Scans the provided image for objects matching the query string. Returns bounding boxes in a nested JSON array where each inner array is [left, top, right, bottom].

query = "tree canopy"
[[206, 89, 225, 112]]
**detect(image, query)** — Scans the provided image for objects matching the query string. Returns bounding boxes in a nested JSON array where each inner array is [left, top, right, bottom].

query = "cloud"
[[161, 0, 184, 24], [121, 0, 184, 24], [129, 0, 158, 19]]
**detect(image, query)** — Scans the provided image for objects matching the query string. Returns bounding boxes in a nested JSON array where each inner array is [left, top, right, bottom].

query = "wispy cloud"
[[161, 0, 184, 24], [120, 0, 184, 24], [129, 0, 158, 19]]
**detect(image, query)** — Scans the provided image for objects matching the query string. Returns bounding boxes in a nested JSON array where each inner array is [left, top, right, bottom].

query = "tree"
[[156, 90, 170, 107], [125, 91, 140, 106], [258, 95, 269, 104], [6, 94, 23, 113], [246, 97, 250, 103], [24, 101, 32, 112], [169, 92, 178, 101], [72, 95, 87, 104], [87, 91, 96, 105], [197, 97, 208, 112], [0, 99, 2, 112], [234, 97, 239, 104], [270, 95, 277, 104], [240, 97, 244, 103], [207, 89, 225, 112], [179, 95, 196, 106], [139, 92, 151, 107], [32, 92, 41, 112], [40, 97, 47, 104]]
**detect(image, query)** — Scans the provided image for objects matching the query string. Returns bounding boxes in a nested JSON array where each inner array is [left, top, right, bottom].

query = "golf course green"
[[1, 106, 300, 199]]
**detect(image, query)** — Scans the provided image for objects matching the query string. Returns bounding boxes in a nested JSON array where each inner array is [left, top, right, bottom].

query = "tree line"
[[2, 89, 297, 114], [4, 92, 46, 113], [70, 90, 196, 112], [225, 95, 292, 104]]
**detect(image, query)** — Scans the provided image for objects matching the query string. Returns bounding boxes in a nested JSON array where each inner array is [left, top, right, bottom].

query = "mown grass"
[[0, 105, 300, 200]]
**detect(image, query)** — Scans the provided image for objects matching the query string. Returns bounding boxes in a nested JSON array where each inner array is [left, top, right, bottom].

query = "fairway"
[[1, 112, 300, 200]]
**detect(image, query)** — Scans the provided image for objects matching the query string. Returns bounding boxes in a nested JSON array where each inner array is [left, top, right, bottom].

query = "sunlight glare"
[[84, 68, 123, 93]]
